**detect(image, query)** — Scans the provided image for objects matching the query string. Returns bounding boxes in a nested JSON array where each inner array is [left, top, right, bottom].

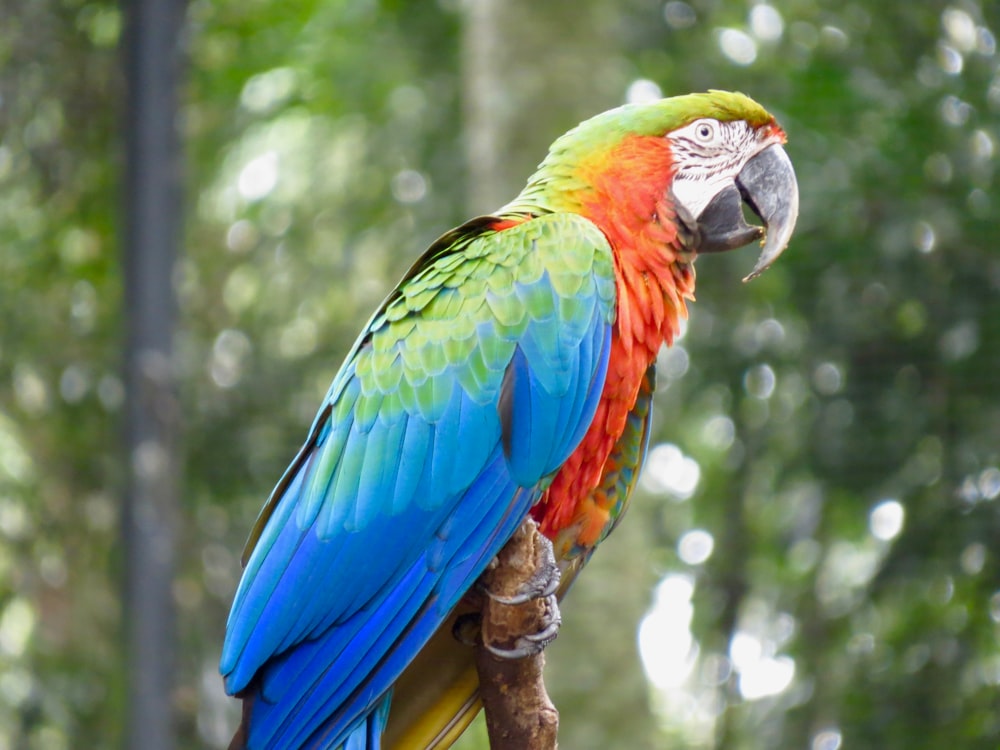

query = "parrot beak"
[[735, 143, 799, 281], [686, 143, 799, 281]]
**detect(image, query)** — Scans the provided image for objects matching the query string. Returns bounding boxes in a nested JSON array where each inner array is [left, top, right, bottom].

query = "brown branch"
[[472, 519, 559, 750]]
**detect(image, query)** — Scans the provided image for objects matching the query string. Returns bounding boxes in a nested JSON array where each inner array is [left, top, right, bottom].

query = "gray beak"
[[736, 143, 799, 281]]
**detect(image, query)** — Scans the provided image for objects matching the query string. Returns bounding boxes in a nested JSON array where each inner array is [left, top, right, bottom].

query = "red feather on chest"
[[531, 135, 696, 549]]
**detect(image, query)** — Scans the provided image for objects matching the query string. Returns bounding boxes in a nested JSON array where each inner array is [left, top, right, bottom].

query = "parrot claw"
[[470, 518, 564, 659], [483, 594, 562, 660], [479, 530, 560, 605]]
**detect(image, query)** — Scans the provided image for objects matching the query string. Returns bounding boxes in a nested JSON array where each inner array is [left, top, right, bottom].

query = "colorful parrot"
[[221, 90, 798, 750]]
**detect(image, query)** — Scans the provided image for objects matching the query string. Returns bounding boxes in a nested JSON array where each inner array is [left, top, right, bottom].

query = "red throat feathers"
[[532, 134, 696, 549]]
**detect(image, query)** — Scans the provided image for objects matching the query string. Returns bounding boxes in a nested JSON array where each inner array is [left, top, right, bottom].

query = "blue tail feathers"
[[342, 697, 390, 750]]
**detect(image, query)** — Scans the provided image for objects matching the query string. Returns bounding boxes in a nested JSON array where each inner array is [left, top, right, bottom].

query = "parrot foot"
[[453, 596, 563, 657], [482, 593, 561, 660], [479, 528, 560, 605], [475, 518, 563, 659]]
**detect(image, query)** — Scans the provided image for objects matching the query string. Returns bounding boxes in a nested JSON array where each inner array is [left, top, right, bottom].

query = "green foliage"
[[1, 0, 999, 747]]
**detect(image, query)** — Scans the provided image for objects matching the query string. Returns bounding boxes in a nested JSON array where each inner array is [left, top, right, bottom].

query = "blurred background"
[[2, 0, 1000, 747]]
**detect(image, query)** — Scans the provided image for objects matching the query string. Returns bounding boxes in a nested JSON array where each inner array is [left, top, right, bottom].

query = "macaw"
[[221, 90, 799, 749]]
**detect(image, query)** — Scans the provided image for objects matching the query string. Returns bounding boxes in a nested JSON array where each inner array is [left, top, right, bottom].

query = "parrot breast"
[[531, 133, 695, 551]]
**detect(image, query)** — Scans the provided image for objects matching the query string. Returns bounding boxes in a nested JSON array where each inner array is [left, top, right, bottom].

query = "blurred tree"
[[121, 0, 186, 748], [0, 0, 127, 747], [1, 0, 999, 748]]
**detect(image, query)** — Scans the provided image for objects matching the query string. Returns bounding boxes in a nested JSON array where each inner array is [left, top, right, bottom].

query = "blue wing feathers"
[[222, 213, 617, 749], [476, 320, 515, 371], [394, 372, 418, 414], [342, 696, 388, 750], [557, 310, 606, 447], [514, 270, 557, 320], [429, 385, 464, 498], [299, 422, 348, 529], [325, 436, 364, 534], [562, 317, 613, 456], [518, 319, 566, 393], [546, 345, 584, 458], [500, 313, 611, 486], [390, 415, 430, 512], [276, 451, 527, 749], [269, 562, 439, 747]]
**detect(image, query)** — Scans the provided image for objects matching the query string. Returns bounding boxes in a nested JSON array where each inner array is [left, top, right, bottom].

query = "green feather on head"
[[506, 90, 779, 216]]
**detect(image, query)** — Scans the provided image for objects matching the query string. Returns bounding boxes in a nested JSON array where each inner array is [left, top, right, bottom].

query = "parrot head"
[[508, 90, 799, 280], [661, 94, 798, 280]]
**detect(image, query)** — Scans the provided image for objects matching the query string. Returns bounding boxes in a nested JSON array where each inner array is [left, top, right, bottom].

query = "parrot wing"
[[220, 212, 617, 749], [382, 365, 657, 749]]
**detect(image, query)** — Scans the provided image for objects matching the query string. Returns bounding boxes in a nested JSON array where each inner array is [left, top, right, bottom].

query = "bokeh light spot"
[[744, 363, 776, 399], [0, 598, 36, 658], [663, 1, 696, 30], [238, 151, 279, 201], [978, 467, 1000, 499], [937, 43, 964, 75], [211, 329, 252, 388], [811, 728, 843, 750], [639, 574, 697, 689], [626, 78, 664, 104], [643, 443, 701, 500], [391, 169, 428, 204], [869, 499, 905, 541], [942, 8, 977, 53], [813, 362, 843, 395], [718, 28, 758, 65], [989, 592, 1000, 624], [913, 220, 936, 253], [241, 67, 297, 114], [677, 529, 714, 565], [749, 5, 784, 42], [702, 415, 735, 451], [960, 543, 986, 576]]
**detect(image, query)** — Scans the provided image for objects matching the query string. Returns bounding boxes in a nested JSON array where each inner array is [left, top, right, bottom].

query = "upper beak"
[[735, 143, 799, 281], [689, 143, 799, 281]]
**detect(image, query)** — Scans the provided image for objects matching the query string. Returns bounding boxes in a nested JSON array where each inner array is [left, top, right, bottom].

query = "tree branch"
[[472, 518, 559, 750]]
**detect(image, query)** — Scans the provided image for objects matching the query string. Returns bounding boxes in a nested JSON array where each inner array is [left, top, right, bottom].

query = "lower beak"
[[691, 143, 799, 281]]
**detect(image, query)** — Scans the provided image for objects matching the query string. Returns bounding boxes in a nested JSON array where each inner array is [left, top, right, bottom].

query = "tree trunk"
[[122, 0, 186, 747]]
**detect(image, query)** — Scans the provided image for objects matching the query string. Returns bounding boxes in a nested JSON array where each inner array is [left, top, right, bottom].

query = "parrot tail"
[[342, 696, 390, 750], [228, 692, 391, 750]]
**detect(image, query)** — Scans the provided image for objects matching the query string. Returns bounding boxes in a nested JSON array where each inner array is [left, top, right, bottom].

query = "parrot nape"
[[221, 90, 799, 750]]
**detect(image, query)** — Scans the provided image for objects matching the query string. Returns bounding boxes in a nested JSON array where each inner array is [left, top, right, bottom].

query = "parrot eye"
[[693, 120, 716, 143]]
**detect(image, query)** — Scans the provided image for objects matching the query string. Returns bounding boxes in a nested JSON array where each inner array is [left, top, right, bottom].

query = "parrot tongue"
[[735, 143, 799, 281]]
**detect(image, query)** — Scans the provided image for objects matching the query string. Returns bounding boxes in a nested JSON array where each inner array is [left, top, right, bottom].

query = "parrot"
[[221, 89, 799, 750]]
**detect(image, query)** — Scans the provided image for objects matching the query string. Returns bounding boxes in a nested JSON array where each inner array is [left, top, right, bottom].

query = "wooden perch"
[[472, 518, 560, 750]]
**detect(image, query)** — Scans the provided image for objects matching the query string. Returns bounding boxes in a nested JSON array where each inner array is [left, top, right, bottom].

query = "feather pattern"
[[221, 213, 617, 749], [382, 364, 658, 749]]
